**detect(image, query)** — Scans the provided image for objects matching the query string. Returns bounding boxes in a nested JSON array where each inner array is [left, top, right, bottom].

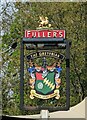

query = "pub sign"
[[20, 16, 70, 111]]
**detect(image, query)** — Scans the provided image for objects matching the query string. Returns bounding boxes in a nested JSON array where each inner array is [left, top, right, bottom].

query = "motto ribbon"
[[30, 89, 60, 100]]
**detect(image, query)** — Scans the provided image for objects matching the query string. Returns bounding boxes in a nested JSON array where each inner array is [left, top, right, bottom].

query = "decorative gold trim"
[[30, 90, 60, 100]]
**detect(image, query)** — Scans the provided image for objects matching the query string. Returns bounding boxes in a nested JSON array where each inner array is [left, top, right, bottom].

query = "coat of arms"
[[27, 56, 62, 100]]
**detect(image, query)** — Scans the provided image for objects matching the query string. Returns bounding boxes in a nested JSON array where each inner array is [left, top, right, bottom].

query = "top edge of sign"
[[25, 29, 65, 31]]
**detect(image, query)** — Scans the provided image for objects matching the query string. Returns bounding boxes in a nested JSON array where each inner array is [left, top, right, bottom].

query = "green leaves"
[[2, 2, 86, 115]]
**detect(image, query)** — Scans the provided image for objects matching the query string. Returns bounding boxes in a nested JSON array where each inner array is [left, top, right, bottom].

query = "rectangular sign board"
[[25, 30, 65, 39]]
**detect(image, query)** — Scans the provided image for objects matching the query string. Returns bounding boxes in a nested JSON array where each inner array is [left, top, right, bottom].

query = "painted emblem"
[[38, 16, 52, 28], [27, 52, 63, 100]]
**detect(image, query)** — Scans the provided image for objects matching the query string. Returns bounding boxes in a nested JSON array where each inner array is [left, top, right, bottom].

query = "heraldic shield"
[[35, 71, 55, 95], [27, 57, 62, 100]]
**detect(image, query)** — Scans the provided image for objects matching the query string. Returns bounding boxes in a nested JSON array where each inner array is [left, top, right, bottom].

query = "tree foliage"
[[1, 2, 86, 115]]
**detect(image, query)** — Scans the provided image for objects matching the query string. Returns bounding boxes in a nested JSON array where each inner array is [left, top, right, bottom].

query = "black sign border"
[[20, 38, 71, 112]]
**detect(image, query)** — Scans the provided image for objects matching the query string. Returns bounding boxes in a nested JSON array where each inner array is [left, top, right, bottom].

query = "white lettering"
[[59, 32, 63, 38], [38, 32, 40, 37], [27, 31, 31, 37], [42, 32, 45, 37], [53, 32, 57, 38], [32, 32, 36, 38], [48, 32, 51, 37]]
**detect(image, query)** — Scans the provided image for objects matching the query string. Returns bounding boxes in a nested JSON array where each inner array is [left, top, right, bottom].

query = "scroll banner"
[[30, 90, 60, 100]]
